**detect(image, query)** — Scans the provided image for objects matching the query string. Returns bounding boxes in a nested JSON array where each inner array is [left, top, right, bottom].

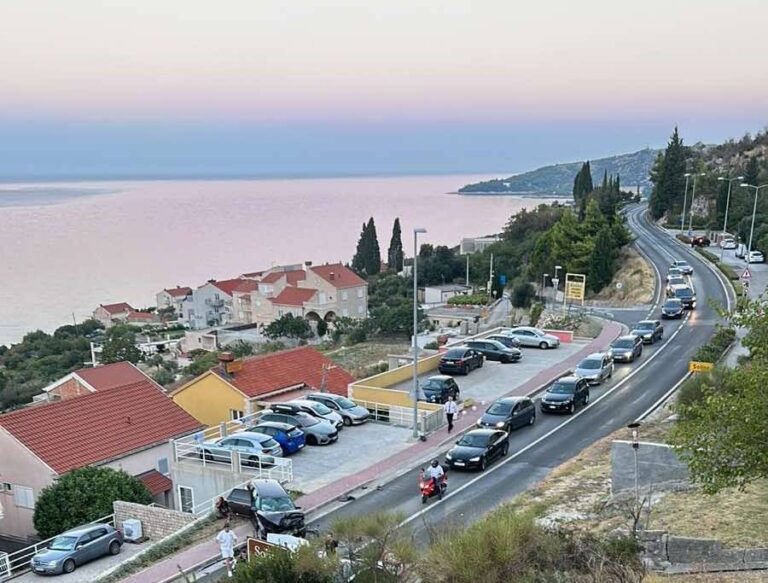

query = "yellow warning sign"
[[688, 361, 714, 373], [564, 273, 587, 304]]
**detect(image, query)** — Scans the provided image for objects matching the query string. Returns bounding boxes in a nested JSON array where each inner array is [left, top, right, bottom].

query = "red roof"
[[138, 469, 173, 496], [232, 280, 259, 294], [0, 380, 202, 474], [269, 286, 317, 306], [126, 310, 157, 322], [215, 346, 354, 399], [207, 278, 245, 296], [164, 286, 192, 298], [76, 362, 150, 391], [310, 264, 366, 289], [100, 302, 134, 314], [242, 271, 265, 278], [260, 270, 306, 285]]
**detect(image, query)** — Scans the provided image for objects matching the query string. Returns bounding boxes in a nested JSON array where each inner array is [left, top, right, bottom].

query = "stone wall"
[[611, 440, 689, 493], [113, 501, 195, 541], [641, 530, 768, 572]]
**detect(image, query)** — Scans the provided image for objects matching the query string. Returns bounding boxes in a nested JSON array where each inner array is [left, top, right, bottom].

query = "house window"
[[179, 486, 195, 514], [230, 409, 245, 421], [157, 457, 170, 475], [13, 485, 35, 509], [357, 288, 364, 298], [342, 291, 348, 301], [2, 482, 12, 492]]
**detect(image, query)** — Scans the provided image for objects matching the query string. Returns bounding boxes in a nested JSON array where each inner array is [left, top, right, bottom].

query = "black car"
[[226, 480, 305, 539], [476, 397, 535, 431], [661, 298, 683, 319], [610, 334, 643, 363], [420, 375, 460, 404], [486, 334, 522, 349], [630, 320, 664, 344], [445, 429, 509, 471], [540, 376, 590, 414], [672, 285, 696, 309], [438, 347, 484, 375], [463, 340, 522, 363]]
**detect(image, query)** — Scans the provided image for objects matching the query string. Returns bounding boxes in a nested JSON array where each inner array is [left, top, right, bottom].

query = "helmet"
[[431, 459, 439, 468]]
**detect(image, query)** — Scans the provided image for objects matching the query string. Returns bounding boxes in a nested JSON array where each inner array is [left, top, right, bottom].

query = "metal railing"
[[355, 399, 444, 434], [2, 513, 115, 577]]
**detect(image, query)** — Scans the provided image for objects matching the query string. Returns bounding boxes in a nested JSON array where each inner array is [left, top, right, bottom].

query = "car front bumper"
[[439, 363, 467, 373], [612, 352, 634, 362], [540, 401, 573, 413], [446, 457, 482, 470], [31, 563, 64, 575]]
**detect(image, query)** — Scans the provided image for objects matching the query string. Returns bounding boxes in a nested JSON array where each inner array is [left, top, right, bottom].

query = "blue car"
[[250, 421, 306, 454]]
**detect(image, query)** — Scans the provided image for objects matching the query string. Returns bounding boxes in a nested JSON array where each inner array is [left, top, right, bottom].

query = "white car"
[[719, 238, 737, 249], [502, 326, 560, 349], [670, 260, 693, 276], [748, 250, 764, 263]]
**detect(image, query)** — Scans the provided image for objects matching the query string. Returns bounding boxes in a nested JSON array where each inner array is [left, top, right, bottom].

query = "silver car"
[[502, 326, 560, 349], [31, 524, 123, 575], [200, 431, 283, 466], [289, 399, 344, 429], [305, 392, 370, 426], [574, 352, 614, 385], [256, 410, 339, 445]]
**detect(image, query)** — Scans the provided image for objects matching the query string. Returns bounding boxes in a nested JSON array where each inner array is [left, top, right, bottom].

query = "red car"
[[691, 235, 711, 247]]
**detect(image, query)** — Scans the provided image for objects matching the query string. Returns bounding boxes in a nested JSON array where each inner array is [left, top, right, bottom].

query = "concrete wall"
[[353, 354, 441, 390], [641, 530, 768, 570], [611, 440, 689, 493], [172, 373, 246, 426], [114, 501, 195, 541], [170, 460, 252, 515], [102, 443, 174, 487]]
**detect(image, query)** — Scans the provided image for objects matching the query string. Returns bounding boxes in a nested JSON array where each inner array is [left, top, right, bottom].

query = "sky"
[[1, 0, 767, 179]]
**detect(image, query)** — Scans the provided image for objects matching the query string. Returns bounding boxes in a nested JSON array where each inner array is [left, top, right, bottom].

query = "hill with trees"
[[458, 148, 658, 195]]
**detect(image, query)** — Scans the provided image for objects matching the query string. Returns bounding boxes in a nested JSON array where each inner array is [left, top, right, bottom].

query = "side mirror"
[[455, 440, 460, 444], [420, 467, 425, 472], [294, 506, 303, 510]]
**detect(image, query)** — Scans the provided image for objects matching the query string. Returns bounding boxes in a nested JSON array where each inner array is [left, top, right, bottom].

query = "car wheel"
[[343, 416, 352, 427], [307, 434, 318, 446], [584, 392, 590, 405], [462, 365, 468, 375], [539, 341, 548, 349], [63, 559, 76, 574], [529, 413, 536, 425], [479, 457, 487, 471], [109, 541, 121, 555], [568, 402, 575, 414], [477, 358, 484, 369], [502, 442, 509, 456], [422, 494, 428, 504]]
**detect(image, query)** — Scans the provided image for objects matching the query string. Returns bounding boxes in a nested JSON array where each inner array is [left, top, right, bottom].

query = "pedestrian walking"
[[444, 396, 458, 432], [215, 523, 238, 578]]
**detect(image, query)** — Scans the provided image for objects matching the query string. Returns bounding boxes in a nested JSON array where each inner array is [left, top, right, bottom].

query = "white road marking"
[[635, 371, 692, 422]]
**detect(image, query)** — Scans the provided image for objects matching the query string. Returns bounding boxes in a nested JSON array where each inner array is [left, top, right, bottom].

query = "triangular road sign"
[[741, 267, 752, 280]]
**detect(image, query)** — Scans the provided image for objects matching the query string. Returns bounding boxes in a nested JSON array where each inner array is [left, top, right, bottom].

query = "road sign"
[[741, 267, 752, 280], [564, 273, 587, 304], [499, 274, 507, 285], [689, 361, 714, 373]]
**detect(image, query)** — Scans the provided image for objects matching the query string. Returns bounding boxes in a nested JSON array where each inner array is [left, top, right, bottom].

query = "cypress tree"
[[573, 162, 594, 221], [365, 217, 381, 275], [649, 127, 687, 219], [587, 226, 615, 292], [351, 222, 368, 276], [387, 217, 404, 272], [744, 156, 760, 186]]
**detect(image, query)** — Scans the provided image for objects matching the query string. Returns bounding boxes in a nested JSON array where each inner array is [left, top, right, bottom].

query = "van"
[[736, 243, 747, 258]]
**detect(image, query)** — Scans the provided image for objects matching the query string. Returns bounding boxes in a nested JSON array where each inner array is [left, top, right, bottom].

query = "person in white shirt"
[[443, 395, 459, 432], [215, 523, 238, 578], [426, 459, 445, 499]]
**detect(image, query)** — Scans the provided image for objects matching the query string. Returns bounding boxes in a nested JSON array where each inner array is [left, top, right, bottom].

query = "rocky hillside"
[[459, 148, 658, 195]]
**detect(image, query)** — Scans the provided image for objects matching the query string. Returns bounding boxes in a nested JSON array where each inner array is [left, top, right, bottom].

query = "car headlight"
[[47, 561, 58, 567], [469, 456, 481, 462], [495, 421, 505, 428], [446, 452, 453, 459]]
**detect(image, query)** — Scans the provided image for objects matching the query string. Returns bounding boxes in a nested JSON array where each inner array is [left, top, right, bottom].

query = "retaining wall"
[[611, 440, 689, 493], [114, 501, 196, 541]]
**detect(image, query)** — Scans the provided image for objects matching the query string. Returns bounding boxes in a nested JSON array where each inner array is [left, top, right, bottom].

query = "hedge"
[[447, 294, 488, 306]]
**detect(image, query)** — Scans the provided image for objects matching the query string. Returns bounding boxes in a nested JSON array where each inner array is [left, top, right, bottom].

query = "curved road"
[[308, 205, 732, 542]]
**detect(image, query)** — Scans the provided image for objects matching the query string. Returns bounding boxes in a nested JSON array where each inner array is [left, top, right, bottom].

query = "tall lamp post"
[[717, 175, 743, 260], [680, 173, 691, 235], [412, 227, 427, 439], [552, 265, 562, 306], [687, 172, 706, 235], [541, 273, 549, 305], [627, 421, 642, 511], [741, 183, 768, 264]]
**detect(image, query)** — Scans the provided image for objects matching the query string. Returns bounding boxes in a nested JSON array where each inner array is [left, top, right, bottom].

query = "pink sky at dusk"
[[2, 0, 767, 123]]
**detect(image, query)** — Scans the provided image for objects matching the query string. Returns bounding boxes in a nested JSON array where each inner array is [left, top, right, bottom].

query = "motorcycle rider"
[[426, 459, 445, 500]]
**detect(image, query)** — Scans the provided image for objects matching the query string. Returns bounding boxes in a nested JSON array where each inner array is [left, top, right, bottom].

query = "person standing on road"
[[216, 523, 238, 578], [444, 396, 458, 432]]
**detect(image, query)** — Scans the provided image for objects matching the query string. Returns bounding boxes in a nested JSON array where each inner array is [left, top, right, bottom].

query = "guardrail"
[[355, 399, 444, 434], [1, 513, 115, 578]]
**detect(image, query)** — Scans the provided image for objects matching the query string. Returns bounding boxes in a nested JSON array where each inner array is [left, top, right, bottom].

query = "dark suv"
[[438, 347, 483, 375], [486, 334, 521, 349], [227, 479, 305, 539], [476, 397, 535, 431], [463, 340, 522, 363], [540, 376, 590, 414], [610, 334, 643, 363], [630, 320, 664, 344], [420, 375, 460, 403], [672, 285, 696, 309]]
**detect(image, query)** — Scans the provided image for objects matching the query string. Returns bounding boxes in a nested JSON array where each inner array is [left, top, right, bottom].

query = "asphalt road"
[[307, 205, 732, 544]]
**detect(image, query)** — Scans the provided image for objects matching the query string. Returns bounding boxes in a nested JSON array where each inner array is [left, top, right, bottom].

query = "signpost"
[[564, 273, 587, 306], [741, 267, 752, 280], [688, 361, 714, 373]]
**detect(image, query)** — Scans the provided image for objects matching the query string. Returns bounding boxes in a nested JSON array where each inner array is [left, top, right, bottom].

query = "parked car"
[[486, 334, 521, 349], [540, 376, 590, 414], [420, 375, 460, 404], [226, 479, 306, 538], [670, 260, 693, 275], [748, 250, 764, 263], [249, 421, 306, 455], [671, 284, 696, 309], [574, 352, 614, 384], [30, 524, 123, 575], [661, 298, 684, 319], [502, 326, 560, 349], [476, 396, 536, 431], [445, 429, 509, 471], [736, 243, 747, 258], [305, 392, 370, 426], [254, 410, 338, 445], [288, 399, 344, 430], [666, 276, 686, 295], [610, 334, 643, 363], [630, 319, 664, 344], [463, 339, 522, 363], [691, 235, 711, 247], [199, 431, 282, 466], [438, 347, 484, 375], [666, 267, 683, 282], [719, 237, 737, 249]]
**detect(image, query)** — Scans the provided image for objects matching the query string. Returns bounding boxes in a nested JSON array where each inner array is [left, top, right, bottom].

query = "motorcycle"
[[419, 468, 447, 503]]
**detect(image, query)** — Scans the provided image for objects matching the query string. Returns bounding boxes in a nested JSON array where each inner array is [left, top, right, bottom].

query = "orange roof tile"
[[75, 362, 150, 391], [164, 286, 192, 297], [310, 264, 366, 289], [269, 286, 317, 306], [207, 278, 245, 296], [137, 470, 173, 496], [232, 280, 259, 294], [100, 302, 134, 314], [0, 380, 202, 474]]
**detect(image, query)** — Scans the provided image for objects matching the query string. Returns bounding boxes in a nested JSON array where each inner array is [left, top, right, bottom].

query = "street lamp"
[[542, 273, 549, 304], [717, 175, 743, 259], [627, 421, 642, 511], [553, 265, 562, 306], [687, 172, 706, 235], [740, 183, 768, 265], [680, 173, 691, 235], [412, 227, 427, 439]]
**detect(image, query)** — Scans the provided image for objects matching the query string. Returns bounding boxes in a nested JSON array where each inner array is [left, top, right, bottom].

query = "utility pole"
[[487, 253, 494, 295], [466, 255, 470, 286]]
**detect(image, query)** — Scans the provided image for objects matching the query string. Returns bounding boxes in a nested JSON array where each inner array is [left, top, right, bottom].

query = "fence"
[[356, 399, 444, 434]]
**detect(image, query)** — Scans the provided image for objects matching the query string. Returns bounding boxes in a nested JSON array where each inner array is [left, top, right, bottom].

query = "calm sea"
[[0, 174, 552, 346]]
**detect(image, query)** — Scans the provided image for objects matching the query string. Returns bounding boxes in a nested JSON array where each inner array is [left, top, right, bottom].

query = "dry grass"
[[646, 573, 768, 582], [321, 338, 411, 378], [590, 247, 655, 305]]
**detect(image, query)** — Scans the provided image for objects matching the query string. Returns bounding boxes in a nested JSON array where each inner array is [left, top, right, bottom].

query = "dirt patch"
[[646, 573, 768, 583], [590, 246, 655, 305], [321, 338, 411, 378]]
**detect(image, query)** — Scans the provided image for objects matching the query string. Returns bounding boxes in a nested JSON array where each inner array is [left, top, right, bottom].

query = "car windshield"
[[258, 495, 295, 512], [487, 402, 513, 415], [578, 359, 601, 369], [421, 379, 444, 390], [308, 402, 332, 415], [457, 434, 490, 447], [612, 339, 634, 349], [444, 349, 467, 358], [664, 300, 681, 308], [334, 396, 357, 410], [675, 288, 693, 298], [677, 262, 690, 268], [549, 381, 577, 394], [48, 536, 78, 551], [260, 437, 280, 449], [635, 322, 653, 330], [668, 277, 684, 285]]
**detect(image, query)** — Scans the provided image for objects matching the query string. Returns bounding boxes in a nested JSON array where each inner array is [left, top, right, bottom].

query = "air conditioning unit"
[[122, 519, 143, 542]]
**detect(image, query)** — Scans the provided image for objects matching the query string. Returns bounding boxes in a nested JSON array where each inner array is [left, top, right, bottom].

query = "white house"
[[423, 284, 472, 305], [181, 279, 244, 329]]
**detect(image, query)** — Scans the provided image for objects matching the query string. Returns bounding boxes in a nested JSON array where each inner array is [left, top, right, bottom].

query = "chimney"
[[329, 272, 335, 281], [218, 352, 236, 378], [305, 261, 312, 267]]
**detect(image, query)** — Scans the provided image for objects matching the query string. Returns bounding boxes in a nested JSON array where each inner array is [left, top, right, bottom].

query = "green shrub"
[[423, 341, 438, 350], [676, 234, 692, 245], [511, 280, 536, 308], [529, 302, 544, 327], [693, 326, 736, 364], [716, 262, 739, 280], [695, 247, 719, 263], [447, 293, 488, 306]]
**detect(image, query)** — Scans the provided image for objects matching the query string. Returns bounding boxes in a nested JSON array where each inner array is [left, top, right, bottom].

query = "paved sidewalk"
[[115, 321, 622, 582]]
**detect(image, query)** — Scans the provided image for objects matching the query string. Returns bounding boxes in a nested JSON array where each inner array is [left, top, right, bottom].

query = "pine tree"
[[387, 218, 404, 272], [649, 127, 687, 219], [744, 156, 760, 187], [573, 162, 594, 221], [587, 226, 615, 292], [351, 222, 368, 276], [365, 217, 381, 275]]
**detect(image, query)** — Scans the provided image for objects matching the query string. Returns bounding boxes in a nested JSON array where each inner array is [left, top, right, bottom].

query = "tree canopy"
[[100, 324, 141, 364], [387, 217, 404, 273], [264, 313, 313, 340], [351, 217, 381, 277], [649, 127, 687, 219]]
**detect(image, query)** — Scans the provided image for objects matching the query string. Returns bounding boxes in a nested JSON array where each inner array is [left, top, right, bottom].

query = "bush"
[[693, 326, 736, 363], [348, 326, 367, 345], [676, 234, 692, 245], [695, 247, 720, 263], [511, 280, 536, 308], [423, 341, 438, 350], [716, 262, 739, 280], [528, 302, 544, 327], [447, 293, 488, 306]]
